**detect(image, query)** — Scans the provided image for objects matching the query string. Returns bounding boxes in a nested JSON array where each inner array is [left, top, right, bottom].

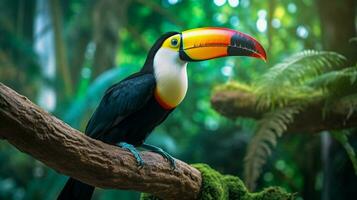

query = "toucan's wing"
[[85, 73, 156, 139]]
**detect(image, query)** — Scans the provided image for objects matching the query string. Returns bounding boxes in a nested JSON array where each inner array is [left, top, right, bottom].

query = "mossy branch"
[[211, 82, 357, 133], [0, 82, 294, 200]]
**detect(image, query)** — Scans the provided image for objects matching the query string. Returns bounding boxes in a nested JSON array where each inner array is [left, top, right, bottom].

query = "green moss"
[[193, 164, 230, 200], [140, 193, 160, 200], [141, 164, 294, 200], [223, 175, 248, 199], [248, 187, 295, 200], [213, 81, 253, 93]]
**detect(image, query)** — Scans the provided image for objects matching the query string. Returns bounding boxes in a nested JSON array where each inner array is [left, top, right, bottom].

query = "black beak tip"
[[229, 32, 267, 62]]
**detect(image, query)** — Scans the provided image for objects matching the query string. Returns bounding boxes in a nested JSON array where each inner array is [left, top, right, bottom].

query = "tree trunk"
[[91, 0, 130, 78], [50, 0, 72, 99], [316, 0, 357, 64], [316, 1, 357, 199]]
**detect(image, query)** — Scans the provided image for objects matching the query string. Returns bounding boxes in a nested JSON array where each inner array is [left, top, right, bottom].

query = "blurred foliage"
[[0, 0, 356, 200]]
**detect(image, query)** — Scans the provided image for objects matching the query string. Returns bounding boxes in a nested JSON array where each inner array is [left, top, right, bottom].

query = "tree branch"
[[211, 88, 357, 133], [0, 82, 201, 200]]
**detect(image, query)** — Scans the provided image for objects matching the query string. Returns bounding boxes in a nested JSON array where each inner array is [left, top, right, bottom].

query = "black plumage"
[[85, 31, 179, 145], [86, 73, 173, 145], [58, 32, 178, 200]]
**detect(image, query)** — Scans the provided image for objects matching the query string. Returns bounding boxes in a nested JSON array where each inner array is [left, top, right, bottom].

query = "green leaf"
[[308, 66, 357, 96], [244, 106, 300, 191], [255, 50, 347, 109]]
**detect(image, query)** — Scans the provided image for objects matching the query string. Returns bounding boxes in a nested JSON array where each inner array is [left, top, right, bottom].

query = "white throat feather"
[[153, 48, 188, 109]]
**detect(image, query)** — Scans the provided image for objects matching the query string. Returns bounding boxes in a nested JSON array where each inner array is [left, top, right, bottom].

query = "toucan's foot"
[[141, 143, 176, 169], [117, 142, 144, 168]]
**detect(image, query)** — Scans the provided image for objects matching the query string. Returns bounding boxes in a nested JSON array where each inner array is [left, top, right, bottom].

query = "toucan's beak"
[[179, 27, 267, 62]]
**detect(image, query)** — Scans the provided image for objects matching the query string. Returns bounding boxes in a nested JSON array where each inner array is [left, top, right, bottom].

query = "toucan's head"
[[142, 27, 266, 72], [167, 27, 266, 62], [144, 27, 267, 109]]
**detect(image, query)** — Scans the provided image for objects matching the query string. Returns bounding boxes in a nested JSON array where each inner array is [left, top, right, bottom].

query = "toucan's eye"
[[171, 38, 179, 47]]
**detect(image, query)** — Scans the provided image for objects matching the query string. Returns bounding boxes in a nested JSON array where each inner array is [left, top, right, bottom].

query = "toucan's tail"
[[57, 177, 95, 200]]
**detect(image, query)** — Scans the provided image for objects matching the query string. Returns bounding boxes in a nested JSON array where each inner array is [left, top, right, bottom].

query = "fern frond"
[[331, 131, 357, 175], [329, 94, 357, 120], [255, 50, 347, 109], [243, 107, 300, 190], [308, 66, 357, 95], [260, 50, 346, 85]]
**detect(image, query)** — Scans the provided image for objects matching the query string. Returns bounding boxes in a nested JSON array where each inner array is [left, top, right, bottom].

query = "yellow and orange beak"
[[179, 27, 266, 62]]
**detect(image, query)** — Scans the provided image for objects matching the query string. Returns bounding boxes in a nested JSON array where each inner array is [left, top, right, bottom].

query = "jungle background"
[[0, 0, 356, 199]]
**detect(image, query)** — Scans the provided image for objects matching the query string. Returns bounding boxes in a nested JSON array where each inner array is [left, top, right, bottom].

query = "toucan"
[[58, 27, 266, 200]]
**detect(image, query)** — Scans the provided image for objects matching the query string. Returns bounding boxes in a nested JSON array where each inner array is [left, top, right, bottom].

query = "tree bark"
[[211, 89, 357, 133], [0, 83, 201, 200]]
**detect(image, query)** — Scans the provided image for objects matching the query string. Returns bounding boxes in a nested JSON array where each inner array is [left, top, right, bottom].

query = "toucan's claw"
[[141, 143, 177, 170], [161, 150, 177, 170], [117, 142, 144, 168]]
